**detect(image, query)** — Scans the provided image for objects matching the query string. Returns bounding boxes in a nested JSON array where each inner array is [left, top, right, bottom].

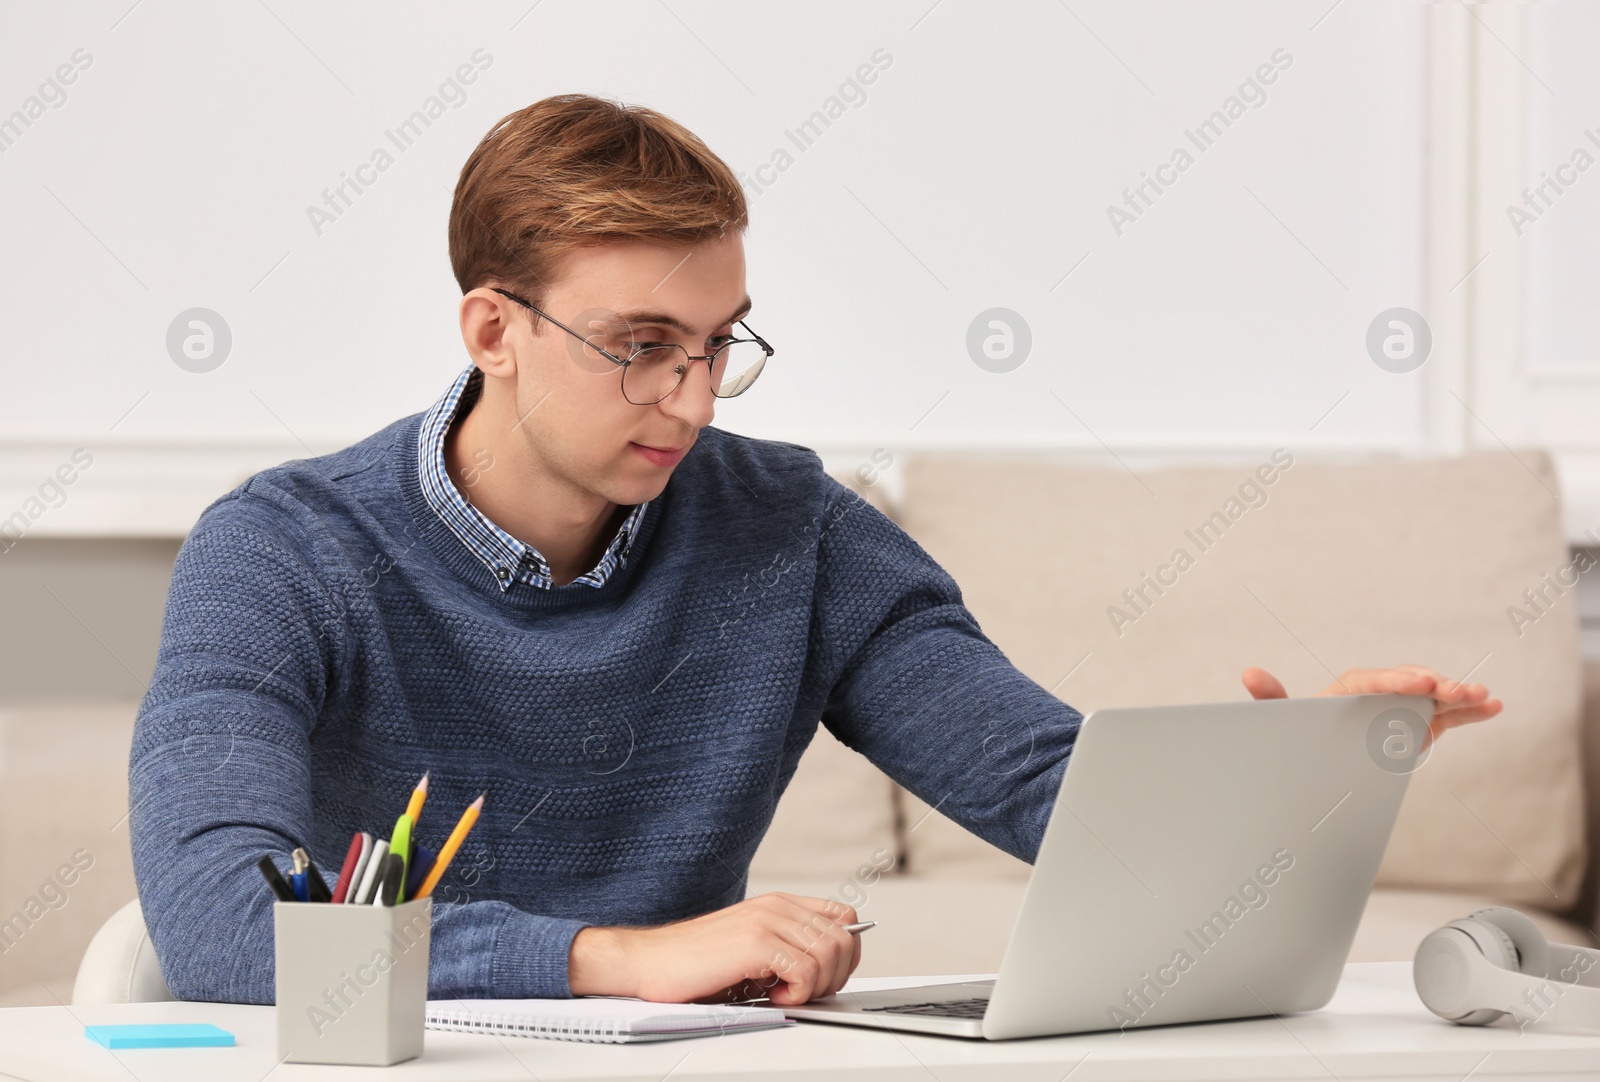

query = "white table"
[[2, 964, 1598, 1081]]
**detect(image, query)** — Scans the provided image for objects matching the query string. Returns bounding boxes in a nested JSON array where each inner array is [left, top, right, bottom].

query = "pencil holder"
[[274, 896, 432, 1066]]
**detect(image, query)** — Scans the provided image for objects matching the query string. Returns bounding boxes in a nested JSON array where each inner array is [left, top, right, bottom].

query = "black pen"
[[294, 847, 333, 903], [257, 855, 295, 902], [376, 852, 405, 906]]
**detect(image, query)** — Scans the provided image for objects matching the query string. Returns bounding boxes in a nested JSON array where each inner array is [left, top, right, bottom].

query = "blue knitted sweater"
[[128, 410, 1084, 1004]]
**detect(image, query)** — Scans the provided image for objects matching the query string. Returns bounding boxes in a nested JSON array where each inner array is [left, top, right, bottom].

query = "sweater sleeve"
[[128, 489, 589, 1005], [811, 477, 1084, 864]]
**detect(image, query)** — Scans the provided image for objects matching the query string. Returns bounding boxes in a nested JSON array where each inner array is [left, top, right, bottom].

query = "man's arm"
[[128, 486, 586, 1003], [809, 477, 1084, 865]]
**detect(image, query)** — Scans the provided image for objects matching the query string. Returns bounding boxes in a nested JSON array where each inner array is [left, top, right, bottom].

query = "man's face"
[[503, 232, 749, 507]]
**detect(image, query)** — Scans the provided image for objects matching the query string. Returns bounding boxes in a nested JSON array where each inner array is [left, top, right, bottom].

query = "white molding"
[[0, 430, 1435, 540], [1522, 359, 1600, 383], [0, 439, 341, 542]]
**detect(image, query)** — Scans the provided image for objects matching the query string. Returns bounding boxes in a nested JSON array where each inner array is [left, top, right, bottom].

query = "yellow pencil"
[[415, 793, 484, 900], [404, 771, 429, 825]]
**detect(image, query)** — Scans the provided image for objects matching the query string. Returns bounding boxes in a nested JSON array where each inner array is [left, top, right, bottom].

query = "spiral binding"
[[427, 1008, 627, 1043]]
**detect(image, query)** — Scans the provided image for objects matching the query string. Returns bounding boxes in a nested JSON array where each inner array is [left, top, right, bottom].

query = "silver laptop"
[[780, 693, 1431, 1039]]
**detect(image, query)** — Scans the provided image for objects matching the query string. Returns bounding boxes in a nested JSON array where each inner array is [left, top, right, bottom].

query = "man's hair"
[[449, 94, 747, 325]]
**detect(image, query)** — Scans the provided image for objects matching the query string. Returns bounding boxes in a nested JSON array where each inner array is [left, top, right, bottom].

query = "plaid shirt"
[[416, 364, 647, 592]]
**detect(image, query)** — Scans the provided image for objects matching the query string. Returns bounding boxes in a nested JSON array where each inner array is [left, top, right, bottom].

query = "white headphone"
[[1414, 906, 1600, 1032]]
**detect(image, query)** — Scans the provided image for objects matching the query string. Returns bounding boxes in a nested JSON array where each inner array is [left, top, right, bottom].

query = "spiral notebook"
[[425, 997, 793, 1044]]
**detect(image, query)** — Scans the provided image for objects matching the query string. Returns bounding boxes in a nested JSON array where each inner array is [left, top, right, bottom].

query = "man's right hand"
[[567, 891, 863, 1005]]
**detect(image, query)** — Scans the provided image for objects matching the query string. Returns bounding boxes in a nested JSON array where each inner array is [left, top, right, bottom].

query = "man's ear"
[[459, 287, 520, 379]]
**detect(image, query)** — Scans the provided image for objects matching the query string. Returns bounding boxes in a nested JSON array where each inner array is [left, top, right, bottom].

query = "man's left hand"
[[1241, 664, 1502, 749]]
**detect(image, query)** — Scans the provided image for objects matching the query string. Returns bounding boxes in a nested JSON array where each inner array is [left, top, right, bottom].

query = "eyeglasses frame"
[[488, 286, 774, 404]]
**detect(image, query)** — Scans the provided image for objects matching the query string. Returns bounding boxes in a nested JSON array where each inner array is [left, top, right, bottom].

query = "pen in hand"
[[718, 921, 877, 1005]]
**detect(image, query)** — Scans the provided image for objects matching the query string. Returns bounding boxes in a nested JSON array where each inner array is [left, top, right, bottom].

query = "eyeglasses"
[[490, 287, 774, 406]]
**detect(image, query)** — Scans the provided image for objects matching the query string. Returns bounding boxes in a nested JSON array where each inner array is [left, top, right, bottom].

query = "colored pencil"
[[404, 771, 429, 825], [415, 794, 484, 900]]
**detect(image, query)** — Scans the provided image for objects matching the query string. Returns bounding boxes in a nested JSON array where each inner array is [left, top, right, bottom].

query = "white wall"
[[1, 1, 1579, 537]]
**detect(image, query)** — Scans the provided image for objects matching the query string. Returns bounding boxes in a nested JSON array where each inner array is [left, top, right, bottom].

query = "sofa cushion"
[[891, 451, 1586, 911], [747, 723, 901, 881], [900, 791, 1030, 881]]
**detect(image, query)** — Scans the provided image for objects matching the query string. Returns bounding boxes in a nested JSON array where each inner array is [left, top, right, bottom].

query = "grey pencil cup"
[[274, 896, 432, 1066]]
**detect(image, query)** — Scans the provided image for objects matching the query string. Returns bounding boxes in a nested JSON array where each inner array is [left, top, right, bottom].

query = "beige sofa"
[[1, 448, 1594, 1004]]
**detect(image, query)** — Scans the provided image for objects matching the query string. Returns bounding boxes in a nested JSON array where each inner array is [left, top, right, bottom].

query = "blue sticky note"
[[85, 1023, 235, 1049]]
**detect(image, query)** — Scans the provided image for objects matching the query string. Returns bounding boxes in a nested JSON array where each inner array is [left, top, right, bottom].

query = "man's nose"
[[659, 358, 717, 427]]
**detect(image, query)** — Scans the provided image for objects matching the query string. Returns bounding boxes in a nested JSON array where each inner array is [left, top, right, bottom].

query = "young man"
[[128, 94, 1502, 1008]]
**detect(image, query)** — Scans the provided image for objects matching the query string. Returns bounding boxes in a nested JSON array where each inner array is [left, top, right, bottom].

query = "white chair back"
[[71, 898, 174, 1004]]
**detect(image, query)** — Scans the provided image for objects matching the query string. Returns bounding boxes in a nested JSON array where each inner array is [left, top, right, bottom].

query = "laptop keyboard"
[[863, 997, 990, 1020]]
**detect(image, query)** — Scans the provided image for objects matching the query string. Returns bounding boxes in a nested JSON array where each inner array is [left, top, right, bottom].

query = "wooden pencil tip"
[[471, 793, 486, 808]]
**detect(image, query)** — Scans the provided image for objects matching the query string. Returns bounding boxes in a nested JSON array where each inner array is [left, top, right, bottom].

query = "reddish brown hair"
[[449, 94, 747, 323]]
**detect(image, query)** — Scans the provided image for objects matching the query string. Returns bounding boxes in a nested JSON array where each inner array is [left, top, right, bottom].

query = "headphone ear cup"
[[1463, 918, 1522, 971], [1467, 906, 1553, 981], [1414, 918, 1522, 1026]]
